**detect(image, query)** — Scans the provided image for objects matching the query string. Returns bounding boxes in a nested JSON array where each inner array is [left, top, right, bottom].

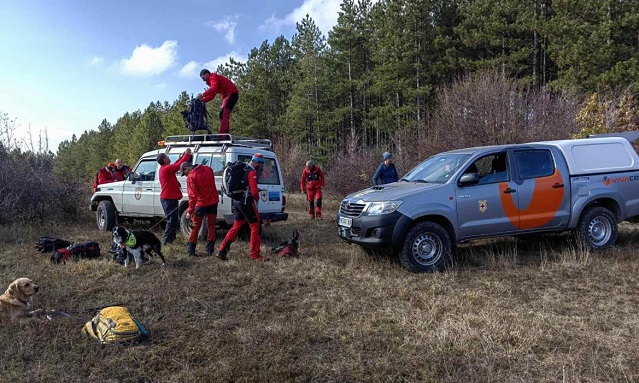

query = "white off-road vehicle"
[[90, 134, 288, 235]]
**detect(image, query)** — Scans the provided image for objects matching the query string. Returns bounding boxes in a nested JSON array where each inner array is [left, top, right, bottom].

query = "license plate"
[[338, 216, 352, 228]]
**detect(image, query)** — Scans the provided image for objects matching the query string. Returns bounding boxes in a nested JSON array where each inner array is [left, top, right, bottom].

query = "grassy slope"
[[1, 194, 639, 383]]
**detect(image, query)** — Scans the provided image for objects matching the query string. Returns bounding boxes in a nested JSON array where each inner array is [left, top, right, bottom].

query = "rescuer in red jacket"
[[197, 69, 239, 134], [300, 160, 325, 219], [217, 153, 268, 262], [157, 148, 192, 245], [181, 162, 219, 257]]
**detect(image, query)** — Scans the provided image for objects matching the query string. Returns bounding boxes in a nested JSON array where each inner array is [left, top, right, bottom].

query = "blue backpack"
[[181, 97, 211, 134]]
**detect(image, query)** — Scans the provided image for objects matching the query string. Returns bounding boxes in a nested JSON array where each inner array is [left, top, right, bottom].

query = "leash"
[[146, 203, 180, 232]]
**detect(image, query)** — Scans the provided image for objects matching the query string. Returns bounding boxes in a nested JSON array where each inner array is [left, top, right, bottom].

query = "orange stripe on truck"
[[499, 169, 564, 229]]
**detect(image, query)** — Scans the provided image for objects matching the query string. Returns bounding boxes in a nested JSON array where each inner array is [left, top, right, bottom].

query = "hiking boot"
[[186, 242, 196, 256], [217, 242, 231, 261], [206, 240, 216, 257], [251, 255, 269, 262]]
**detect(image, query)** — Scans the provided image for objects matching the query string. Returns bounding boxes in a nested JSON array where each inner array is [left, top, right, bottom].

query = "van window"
[[134, 160, 158, 181], [238, 155, 280, 185], [515, 150, 554, 179], [194, 154, 226, 176]]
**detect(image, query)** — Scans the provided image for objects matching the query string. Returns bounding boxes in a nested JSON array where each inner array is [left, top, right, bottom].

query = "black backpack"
[[181, 97, 212, 134], [35, 236, 72, 253], [222, 161, 249, 200], [51, 241, 101, 264]]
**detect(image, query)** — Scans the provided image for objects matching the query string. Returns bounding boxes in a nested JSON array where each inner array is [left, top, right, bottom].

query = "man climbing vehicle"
[[197, 69, 239, 134]]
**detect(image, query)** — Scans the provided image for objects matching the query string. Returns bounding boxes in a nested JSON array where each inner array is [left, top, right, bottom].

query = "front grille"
[[340, 201, 366, 217]]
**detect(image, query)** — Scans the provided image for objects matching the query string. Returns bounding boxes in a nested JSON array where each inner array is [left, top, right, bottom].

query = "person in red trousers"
[[300, 160, 325, 219], [217, 153, 268, 262], [197, 69, 239, 134], [181, 162, 219, 257]]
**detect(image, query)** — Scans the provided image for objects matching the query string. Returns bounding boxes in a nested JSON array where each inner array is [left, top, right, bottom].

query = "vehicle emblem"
[[135, 187, 142, 200], [603, 176, 611, 186], [260, 190, 268, 202], [479, 200, 487, 213]]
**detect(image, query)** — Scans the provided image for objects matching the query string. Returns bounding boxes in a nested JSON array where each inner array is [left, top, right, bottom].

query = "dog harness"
[[125, 233, 136, 247]]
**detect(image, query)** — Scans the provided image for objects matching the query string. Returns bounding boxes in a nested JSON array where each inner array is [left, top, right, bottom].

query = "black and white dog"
[[112, 226, 166, 269]]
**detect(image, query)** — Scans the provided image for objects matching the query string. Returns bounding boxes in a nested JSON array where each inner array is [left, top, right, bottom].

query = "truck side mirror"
[[458, 173, 480, 186], [129, 172, 140, 184]]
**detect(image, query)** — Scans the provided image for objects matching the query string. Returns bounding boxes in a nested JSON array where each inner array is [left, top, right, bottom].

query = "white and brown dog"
[[0, 278, 40, 320], [112, 226, 166, 268]]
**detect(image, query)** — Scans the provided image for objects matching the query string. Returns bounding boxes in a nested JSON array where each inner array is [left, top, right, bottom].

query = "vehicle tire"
[[180, 209, 208, 241], [96, 201, 116, 231], [576, 206, 617, 249], [399, 221, 452, 273]]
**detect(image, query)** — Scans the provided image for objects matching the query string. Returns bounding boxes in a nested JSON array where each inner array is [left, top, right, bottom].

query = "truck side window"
[[134, 160, 158, 181], [467, 152, 509, 185], [515, 150, 554, 179]]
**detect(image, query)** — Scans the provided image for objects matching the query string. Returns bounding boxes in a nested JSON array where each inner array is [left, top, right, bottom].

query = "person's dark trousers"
[[161, 198, 179, 245]]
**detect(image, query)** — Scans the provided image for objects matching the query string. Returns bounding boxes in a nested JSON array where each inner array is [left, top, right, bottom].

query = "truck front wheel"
[[399, 221, 452, 273], [96, 201, 116, 231], [576, 206, 617, 249]]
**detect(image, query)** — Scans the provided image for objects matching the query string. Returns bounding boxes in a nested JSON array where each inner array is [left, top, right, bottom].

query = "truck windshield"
[[401, 154, 471, 184]]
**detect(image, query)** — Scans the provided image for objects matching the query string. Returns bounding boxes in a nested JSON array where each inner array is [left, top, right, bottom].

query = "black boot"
[[187, 242, 196, 256], [206, 241, 216, 257], [216, 242, 231, 261]]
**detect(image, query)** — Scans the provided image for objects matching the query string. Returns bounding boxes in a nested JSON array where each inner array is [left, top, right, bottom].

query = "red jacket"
[[202, 73, 238, 103], [159, 153, 192, 200], [111, 164, 131, 181], [187, 165, 219, 215], [247, 166, 260, 201], [300, 165, 324, 191], [94, 166, 115, 190]]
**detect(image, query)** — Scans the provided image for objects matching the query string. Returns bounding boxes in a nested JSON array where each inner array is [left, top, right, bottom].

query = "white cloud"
[[89, 56, 103, 65], [206, 16, 239, 45], [260, 0, 341, 35], [119, 40, 178, 76], [203, 51, 245, 71], [178, 61, 200, 78], [154, 83, 167, 89]]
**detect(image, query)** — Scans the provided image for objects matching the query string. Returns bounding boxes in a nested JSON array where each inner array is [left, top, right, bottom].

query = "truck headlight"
[[365, 201, 402, 216]]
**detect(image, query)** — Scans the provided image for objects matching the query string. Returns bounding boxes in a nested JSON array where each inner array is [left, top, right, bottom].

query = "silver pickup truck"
[[337, 132, 639, 272]]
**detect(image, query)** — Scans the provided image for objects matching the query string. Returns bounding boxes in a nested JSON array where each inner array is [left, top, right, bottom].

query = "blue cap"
[[252, 153, 265, 164], [383, 152, 392, 161]]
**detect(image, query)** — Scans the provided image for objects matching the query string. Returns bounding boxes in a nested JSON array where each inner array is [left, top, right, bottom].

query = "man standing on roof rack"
[[197, 69, 238, 135]]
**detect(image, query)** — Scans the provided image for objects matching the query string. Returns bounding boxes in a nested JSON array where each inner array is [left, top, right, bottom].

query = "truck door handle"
[[146, 188, 153, 191], [552, 183, 564, 188], [503, 188, 516, 194]]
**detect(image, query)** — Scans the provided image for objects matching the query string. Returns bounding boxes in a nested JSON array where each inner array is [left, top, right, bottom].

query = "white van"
[[90, 134, 288, 234]]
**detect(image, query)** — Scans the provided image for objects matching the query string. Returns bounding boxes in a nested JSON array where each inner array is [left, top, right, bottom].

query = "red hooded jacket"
[[186, 165, 220, 215], [201, 73, 238, 104], [300, 165, 324, 192], [159, 153, 192, 200]]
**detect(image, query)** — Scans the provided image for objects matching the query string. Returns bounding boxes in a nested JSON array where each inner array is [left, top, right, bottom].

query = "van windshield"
[[401, 154, 471, 184]]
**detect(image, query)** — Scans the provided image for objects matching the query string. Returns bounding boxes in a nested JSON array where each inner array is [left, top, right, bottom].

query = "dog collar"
[[125, 233, 136, 247], [19, 299, 31, 310]]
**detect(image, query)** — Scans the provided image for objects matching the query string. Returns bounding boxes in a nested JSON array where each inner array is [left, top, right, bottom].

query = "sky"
[[0, 0, 343, 151]]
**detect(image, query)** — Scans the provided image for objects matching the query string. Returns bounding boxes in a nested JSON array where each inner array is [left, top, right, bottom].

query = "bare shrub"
[[0, 113, 85, 229], [429, 70, 580, 151]]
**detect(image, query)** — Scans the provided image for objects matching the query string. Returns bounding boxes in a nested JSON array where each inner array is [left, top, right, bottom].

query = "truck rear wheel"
[[399, 221, 451, 273], [576, 206, 617, 249], [180, 209, 208, 241], [96, 201, 116, 231]]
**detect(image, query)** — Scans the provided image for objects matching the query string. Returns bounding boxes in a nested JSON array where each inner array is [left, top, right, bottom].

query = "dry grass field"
[[1, 194, 639, 382]]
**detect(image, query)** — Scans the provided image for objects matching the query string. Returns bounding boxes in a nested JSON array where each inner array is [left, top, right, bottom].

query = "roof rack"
[[163, 134, 273, 150]]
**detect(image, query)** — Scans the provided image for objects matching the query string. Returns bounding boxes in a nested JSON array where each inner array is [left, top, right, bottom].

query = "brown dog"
[[0, 278, 39, 320]]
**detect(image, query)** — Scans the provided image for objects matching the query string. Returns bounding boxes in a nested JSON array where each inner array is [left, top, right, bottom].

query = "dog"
[[112, 226, 166, 269], [0, 278, 40, 320]]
